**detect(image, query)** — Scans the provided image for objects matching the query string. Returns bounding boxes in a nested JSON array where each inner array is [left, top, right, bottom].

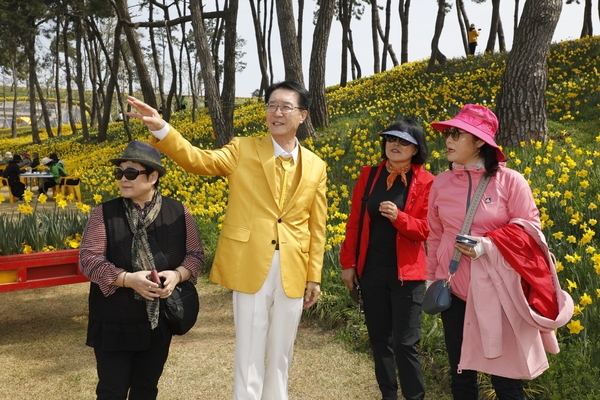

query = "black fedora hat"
[[110, 141, 166, 177]]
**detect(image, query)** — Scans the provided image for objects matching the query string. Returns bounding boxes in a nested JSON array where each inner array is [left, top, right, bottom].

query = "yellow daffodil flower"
[[567, 320, 584, 335], [580, 293, 592, 306]]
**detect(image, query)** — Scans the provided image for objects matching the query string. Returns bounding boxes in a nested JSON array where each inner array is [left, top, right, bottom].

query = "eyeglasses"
[[265, 103, 304, 114], [442, 127, 465, 141], [113, 167, 151, 180], [382, 135, 414, 147]]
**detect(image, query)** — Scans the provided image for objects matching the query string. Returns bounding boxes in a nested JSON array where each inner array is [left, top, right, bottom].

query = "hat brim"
[[379, 130, 418, 145], [109, 157, 167, 177], [431, 120, 506, 162]]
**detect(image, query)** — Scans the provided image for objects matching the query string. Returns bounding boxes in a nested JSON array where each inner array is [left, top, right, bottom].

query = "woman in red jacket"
[[340, 119, 434, 400]]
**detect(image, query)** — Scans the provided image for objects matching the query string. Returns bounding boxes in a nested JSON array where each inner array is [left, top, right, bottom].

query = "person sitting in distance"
[[2, 154, 26, 200]]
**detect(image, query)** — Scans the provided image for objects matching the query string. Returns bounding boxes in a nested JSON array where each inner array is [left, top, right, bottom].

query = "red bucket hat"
[[431, 104, 506, 162]]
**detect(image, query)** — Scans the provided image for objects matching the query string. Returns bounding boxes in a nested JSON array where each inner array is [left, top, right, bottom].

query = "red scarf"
[[386, 160, 411, 190]]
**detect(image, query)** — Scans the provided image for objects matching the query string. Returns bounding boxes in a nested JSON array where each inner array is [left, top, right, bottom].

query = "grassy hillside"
[[1, 35, 599, 398]]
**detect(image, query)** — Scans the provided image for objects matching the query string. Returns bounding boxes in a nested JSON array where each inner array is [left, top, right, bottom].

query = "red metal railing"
[[0, 249, 88, 293]]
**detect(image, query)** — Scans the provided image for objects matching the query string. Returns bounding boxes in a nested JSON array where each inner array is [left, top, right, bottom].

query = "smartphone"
[[150, 270, 163, 288], [456, 234, 478, 247]]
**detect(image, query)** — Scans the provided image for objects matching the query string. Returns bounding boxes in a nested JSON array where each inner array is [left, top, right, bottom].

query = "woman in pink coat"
[[427, 105, 573, 400]]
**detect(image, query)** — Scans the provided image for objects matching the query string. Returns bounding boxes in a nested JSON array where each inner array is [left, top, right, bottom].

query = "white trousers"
[[232, 250, 303, 400]]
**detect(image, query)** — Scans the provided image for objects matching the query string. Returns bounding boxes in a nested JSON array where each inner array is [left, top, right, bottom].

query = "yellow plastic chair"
[[0, 177, 17, 203], [60, 176, 82, 202]]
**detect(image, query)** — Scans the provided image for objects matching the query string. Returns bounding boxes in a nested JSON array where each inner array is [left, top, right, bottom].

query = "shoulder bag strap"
[[448, 175, 491, 275], [355, 166, 378, 264]]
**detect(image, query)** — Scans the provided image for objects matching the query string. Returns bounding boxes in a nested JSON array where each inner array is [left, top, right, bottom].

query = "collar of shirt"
[[271, 136, 299, 163]]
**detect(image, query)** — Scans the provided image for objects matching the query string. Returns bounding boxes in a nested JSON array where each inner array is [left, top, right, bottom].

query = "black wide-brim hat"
[[109, 140, 166, 177]]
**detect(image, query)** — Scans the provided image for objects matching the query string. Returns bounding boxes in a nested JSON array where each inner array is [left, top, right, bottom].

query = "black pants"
[[93, 326, 172, 400], [361, 264, 426, 400], [9, 181, 25, 199], [60, 177, 80, 186], [469, 42, 477, 55], [40, 178, 79, 195], [41, 180, 56, 194], [441, 295, 525, 400]]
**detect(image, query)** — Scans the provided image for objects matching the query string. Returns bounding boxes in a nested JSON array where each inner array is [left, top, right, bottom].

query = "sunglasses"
[[382, 135, 414, 146], [442, 127, 465, 141], [113, 167, 151, 180]]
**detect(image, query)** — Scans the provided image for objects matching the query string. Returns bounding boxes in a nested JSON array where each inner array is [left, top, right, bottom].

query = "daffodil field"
[[0, 190, 89, 254], [1, 36, 599, 397]]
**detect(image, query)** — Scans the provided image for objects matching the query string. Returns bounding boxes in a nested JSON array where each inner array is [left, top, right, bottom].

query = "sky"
[[231, 1, 598, 97]]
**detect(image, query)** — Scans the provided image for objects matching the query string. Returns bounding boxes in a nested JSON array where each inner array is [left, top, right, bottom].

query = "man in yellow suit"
[[127, 80, 327, 400]]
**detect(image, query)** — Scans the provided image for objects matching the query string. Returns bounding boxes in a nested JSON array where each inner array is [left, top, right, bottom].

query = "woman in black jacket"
[[2, 154, 25, 200], [79, 141, 205, 399]]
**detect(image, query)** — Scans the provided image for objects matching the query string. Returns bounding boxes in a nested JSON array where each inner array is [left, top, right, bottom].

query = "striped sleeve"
[[79, 205, 123, 297], [180, 204, 204, 284]]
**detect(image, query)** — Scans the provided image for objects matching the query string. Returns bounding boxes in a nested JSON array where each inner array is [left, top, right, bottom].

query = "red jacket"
[[340, 162, 435, 281]]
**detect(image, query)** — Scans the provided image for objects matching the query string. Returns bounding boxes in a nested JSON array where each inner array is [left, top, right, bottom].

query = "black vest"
[[88, 197, 186, 324]]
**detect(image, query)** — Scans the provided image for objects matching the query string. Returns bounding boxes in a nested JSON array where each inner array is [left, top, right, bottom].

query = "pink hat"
[[431, 104, 506, 162]]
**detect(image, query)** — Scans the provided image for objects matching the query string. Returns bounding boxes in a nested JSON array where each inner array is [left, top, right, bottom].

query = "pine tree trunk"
[[275, 0, 314, 139], [62, 20, 78, 136], [189, 0, 230, 148], [427, 0, 447, 72], [221, 0, 238, 134], [27, 40, 41, 144], [148, 2, 167, 119], [581, 0, 593, 37], [308, 0, 335, 129], [496, 0, 562, 146], [75, 18, 89, 141], [115, 0, 157, 109], [339, 0, 349, 87], [54, 18, 62, 136], [485, 0, 501, 53], [249, 0, 270, 97], [398, 0, 411, 64], [371, 0, 381, 74], [34, 74, 53, 138], [456, 0, 470, 56]]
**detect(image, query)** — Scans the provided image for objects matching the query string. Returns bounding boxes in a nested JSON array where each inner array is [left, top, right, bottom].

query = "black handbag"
[[147, 235, 200, 335], [422, 278, 452, 314], [162, 280, 199, 335], [423, 176, 490, 315]]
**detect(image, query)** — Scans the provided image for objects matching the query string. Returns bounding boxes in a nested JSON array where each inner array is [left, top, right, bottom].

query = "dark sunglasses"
[[113, 167, 151, 180], [442, 127, 465, 141], [382, 135, 414, 146]]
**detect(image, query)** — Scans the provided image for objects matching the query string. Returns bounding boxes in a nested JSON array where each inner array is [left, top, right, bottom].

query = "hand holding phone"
[[456, 234, 478, 247], [150, 270, 163, 288]]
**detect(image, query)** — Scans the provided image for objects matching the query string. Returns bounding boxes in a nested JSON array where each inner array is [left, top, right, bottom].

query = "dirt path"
[[0, 280, 381, 399]]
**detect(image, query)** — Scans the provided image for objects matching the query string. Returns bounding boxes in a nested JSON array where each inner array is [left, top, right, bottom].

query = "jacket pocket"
[[220, 223, 250, 243], [412, 287, 425, 305], [299, 238, 310, 253]]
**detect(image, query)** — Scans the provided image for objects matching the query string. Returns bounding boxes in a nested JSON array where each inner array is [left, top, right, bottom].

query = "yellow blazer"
[[150, 128, 328, 298]]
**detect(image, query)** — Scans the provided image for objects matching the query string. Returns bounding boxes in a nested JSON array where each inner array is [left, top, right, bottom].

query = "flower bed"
[[0, 190, 90, 291]]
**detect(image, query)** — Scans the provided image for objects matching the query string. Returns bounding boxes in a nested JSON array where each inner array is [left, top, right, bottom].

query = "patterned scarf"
[[385, 160, 412, 190], [123, 191, 163, 329]]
